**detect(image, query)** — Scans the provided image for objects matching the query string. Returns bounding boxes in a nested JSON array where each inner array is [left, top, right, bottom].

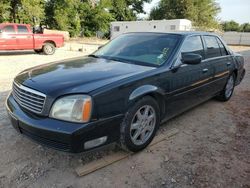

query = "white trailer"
[[110, 19, 192, 39]]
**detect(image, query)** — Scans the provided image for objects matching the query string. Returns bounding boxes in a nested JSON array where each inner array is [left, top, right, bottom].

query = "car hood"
[[15, 57, 155, 96]]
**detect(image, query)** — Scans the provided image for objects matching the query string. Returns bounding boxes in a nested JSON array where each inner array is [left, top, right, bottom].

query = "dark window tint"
[[181, 36, 204, 58], [114, 26, 120, 32], [94, 33, 180, 66], [17, 25, 29, 33], [216, 38, 228, 56], [204, 36, 221, 58], [2, 25, 15, 33]]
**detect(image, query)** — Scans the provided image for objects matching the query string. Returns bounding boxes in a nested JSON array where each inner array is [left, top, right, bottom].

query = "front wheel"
[[120, 96, 160, 152], [42, 43, 55, 55], [215, 73, 235, 101]]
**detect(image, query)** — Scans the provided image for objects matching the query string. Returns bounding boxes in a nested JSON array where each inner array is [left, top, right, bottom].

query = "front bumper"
[[6, 94, 123, 153]]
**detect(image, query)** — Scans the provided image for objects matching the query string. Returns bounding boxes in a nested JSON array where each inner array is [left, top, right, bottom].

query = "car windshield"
[[93, 33, 181, 67]]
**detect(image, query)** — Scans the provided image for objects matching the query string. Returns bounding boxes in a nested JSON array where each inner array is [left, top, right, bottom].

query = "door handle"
[[27, 36, 32, 38], [202, 68, 208, 73], [11, 36, 16, 39], [227, 62, 231, 66]]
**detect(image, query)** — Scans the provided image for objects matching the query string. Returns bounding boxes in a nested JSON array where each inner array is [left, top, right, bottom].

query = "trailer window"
[[170, 25, 176, 30], [114, 26, 120, 32], [17, 25, 29, 33]]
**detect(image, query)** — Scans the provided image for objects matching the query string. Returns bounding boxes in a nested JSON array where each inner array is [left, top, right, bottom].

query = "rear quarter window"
[[204, 36, 221, 59], [216, 38, 228, 56], [17, 25, 29, 33]]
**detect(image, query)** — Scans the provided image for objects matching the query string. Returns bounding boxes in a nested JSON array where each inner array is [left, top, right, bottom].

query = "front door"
[[0, 25, 17, 50], [16, 25, 33, 50]]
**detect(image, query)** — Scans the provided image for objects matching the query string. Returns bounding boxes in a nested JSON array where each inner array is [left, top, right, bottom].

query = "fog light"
[[84, 136, 107, 149]]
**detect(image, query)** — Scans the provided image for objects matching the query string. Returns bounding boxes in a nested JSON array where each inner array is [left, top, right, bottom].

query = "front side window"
[[181, 36, 205, 59], [94, 33, 181, 66], [204, 36, 221, 59], [2, 25, 15, 33], [17, 25, 29, 33]]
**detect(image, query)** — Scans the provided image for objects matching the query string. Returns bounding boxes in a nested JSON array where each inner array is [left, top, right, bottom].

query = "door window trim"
[[202, 35, 231, 60], [172, 34, 206, 68]]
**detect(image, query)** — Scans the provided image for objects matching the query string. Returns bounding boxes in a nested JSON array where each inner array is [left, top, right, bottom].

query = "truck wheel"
[[120, 96, 160, 152], [42, 43, 55, 55], [215, 73, 236, 102], [34, 49, 42, 54]]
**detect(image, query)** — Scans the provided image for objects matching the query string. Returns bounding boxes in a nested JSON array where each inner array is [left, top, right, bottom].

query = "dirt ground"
[[0, 46, 249, 188]]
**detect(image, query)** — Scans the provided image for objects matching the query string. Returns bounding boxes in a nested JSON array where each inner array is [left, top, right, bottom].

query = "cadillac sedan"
[[6, 32, 245, 153]]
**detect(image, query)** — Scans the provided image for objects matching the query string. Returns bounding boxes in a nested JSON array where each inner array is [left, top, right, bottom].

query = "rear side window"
[[216, 38, 228, 56], [2, 25, 15, 33], [181, 36, 205, 59], [204, 36, 221, 59], [17, 25, 29, 33]]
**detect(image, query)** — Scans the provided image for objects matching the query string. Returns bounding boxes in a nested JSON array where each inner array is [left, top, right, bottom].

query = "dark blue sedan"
[[6, 32, 245, 152]]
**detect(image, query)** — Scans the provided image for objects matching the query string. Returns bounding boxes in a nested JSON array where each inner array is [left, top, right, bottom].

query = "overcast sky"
[[142, 0, 250, 24]]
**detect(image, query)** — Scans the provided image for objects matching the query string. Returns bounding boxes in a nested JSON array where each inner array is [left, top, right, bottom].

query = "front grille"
[[12, 82, 46, 114]]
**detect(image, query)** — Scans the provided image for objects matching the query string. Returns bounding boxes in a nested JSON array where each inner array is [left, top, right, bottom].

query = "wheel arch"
[[43, 40, 56, 47], [128, 85, 165, 120]]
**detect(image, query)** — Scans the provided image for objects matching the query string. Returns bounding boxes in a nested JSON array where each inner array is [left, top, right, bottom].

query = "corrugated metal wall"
[[222, 32, 250, 46]]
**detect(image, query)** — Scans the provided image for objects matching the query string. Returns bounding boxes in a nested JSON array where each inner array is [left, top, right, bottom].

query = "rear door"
[[202, 35, 232, 94], [16, 25, 33, 50], [0, 25, 17, 50], [163, 35, 214, 119]]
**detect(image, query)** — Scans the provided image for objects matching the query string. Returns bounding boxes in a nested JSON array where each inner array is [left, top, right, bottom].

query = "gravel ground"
[[0, 46, 249, 188]]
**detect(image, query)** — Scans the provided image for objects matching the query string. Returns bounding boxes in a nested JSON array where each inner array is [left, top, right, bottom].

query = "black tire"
[[42, 43, 55, 55], [215, 73, 236, 102], [120, 96, 160, 152], [34, 49, 42, 54]]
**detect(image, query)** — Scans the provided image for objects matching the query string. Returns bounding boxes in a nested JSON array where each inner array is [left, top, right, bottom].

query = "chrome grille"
[[12, 82, 46, 114]]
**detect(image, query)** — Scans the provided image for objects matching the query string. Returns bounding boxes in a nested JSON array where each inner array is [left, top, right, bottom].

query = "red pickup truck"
[[0, 23, 64, 55]]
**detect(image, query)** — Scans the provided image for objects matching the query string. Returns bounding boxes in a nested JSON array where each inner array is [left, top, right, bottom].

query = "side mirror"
[[182, 53, 202, 65], [0, 29, 2, 33]]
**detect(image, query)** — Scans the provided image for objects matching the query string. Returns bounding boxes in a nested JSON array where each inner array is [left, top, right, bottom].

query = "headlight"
[[50, 95, 92, 123]]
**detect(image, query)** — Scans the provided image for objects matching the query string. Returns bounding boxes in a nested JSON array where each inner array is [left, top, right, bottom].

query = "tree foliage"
[[45, 0, 81, 37], [221, 21, 250, 32], [221, 20, 240, 31], [0, 0, 11, 23], [108, 0, 151, 21], [149, 0, 221, 30], [0, 0, 150, 36]]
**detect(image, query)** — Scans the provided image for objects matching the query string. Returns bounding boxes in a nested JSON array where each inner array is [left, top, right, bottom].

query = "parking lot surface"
[[0, 46, 249, 188]]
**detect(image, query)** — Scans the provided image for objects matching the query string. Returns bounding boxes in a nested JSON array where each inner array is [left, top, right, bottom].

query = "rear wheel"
[[42, 43, 55, 55], [215, 73, 235, 101], [120, 96, 160, 152]]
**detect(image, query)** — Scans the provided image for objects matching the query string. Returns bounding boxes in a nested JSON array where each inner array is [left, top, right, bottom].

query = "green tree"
[[10, 0, 21, 22], [18, 0, 45, 24], [240, 23, 250, 32], [0, 0, 11, 22], [150, 0, 221, 30], [45, 0, 81, 37], [79, 2, 114, 36], [221, 20, 240, 31], [0, 2, 10, 22], [108, 0, 152, 21]]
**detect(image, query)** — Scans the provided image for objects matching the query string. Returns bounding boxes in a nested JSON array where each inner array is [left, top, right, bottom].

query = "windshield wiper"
[[88, 54, 100, 58]]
